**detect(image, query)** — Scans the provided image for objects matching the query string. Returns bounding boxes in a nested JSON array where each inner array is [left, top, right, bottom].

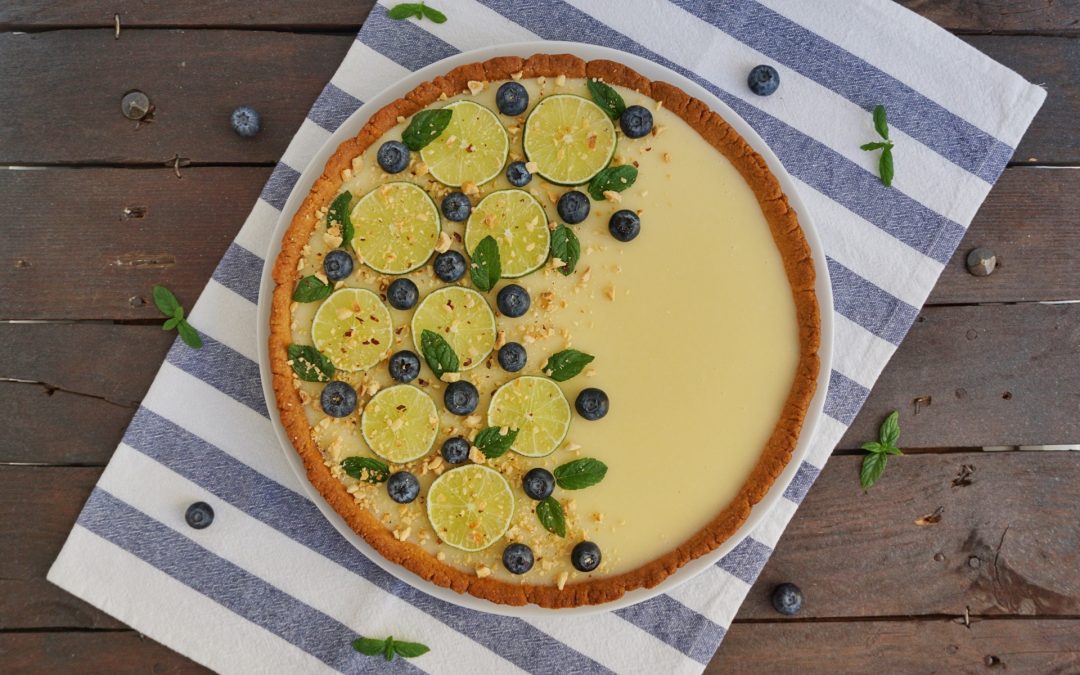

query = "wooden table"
[[2, 2, 1078, 671]]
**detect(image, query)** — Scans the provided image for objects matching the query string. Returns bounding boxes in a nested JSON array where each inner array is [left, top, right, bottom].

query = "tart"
[[269, 54, 820, 608]]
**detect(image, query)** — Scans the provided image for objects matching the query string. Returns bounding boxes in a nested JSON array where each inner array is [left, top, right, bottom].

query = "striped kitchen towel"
[[49, 1, 1045, 673]]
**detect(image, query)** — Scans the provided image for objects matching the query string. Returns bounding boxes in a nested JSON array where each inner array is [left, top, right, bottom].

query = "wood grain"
[[0, 632, 209, 674], [896, 0, 1080, 34]]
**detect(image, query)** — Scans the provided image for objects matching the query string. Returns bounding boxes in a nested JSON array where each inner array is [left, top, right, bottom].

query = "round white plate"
[[257, 41, 833, 618]]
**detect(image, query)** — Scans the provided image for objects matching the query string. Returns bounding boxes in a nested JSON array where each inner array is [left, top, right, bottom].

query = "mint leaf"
[[342, 456, 390, 484], [536, 497, 566, 537], [879, 410, 900, 447], [588, 165, 637, 201], [176, 320, 203, 349], [328, 191, 353, 248], [152, 285, 181, 317], [879, 147, 894, 187], [287, 344, 335, 382], [173, 306, 184, 321], [419, 3, 447, 23], [543, 349, 594, 382], [293, 275, 333, 302], [469, 235, 501, 292], [352, 637, 388, 656], [861, 441, 884, 454], [873, 104, 889, 140], [549, 224, 580, 276], [162, 317, 181, 331], [387, 3, 422, 19], [586, 79, 626, 120], [474, 426, 519, 459], [554, 458, 607, 490], [392, 640, 431, 658], [402, 108, 452, 151], [420, 329, 459, 378], [860, 452, 889, 490], [383, 638, 394, 662], [860, 141, 891, 151]]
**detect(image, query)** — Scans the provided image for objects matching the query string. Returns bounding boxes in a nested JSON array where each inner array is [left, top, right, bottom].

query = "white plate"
[[257, 41, 833, 618]]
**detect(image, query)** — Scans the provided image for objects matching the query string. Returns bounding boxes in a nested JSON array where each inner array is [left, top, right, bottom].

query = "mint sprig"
[[586, 79, 626, 121], [328, 191, 354, 248], [860, 105, 894, 187], [554, 458, 607, 490], [287, 344, 335, 382], [860, 410, 903, 489], [469, 235, 501, 292], [543, 349, 594, 382], [387, 2, 446, 23], [536, 496, 566, 537], [587, 165, 637, 201], [293, 275, 333, 302], [352, 635, 430, 662], [420, 329, 459, 378], [474, 426, 519, 459], [153, 285, 202, 349], [342, 456, 390, 484], [402, 108, 452, 151], [549, 224, 581, 276]]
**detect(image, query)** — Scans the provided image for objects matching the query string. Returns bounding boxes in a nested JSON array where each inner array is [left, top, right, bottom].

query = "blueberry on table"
[[441, 436, 471, 464], [506, 161, 532, 187], [608, 210, 641, 242], [503, 543, 535, 574], [747, 65, 780, 96], [185, 502, 215, 529], [496, 284, 530, 318], [441, 191, 472, 222], [495, 81, 529, 116], [388, 351, 421, 383], [377, 140, 411, 173], [434, 251, 467, 282], [571, 541, 602, 572], [386, 278, 419, 310], [497, 342, 527, 372], [771, 583, 804, 615], [619, 105, 653, 138], [575, 388, 609, 421], [444, 380, 480, 415], [557, 190, 590, 224], [230, 105, 261, 137], [321, 381, 358, 417], [323, 249, 354, 281], [387, 471, 420, 504], [522, 468, 555, 500]]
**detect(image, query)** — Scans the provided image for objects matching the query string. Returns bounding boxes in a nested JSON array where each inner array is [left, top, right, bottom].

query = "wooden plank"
[[0, 31, 1075, 165], [0, 579, 125, 630], [0, 632, 209, 674], [896, 0, 1080, 34]]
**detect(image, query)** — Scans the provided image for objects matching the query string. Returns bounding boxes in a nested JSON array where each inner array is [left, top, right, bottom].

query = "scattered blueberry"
[[522, 468, 555, 500], [388, 351, 421, 383], [444, 380, 479, 416], [619, 105, 653, 138], [506, 161, 532, 187], [321, 381, 358, 417], [748, 65, 780, 96], [771, 583, 804, 615], [230, 105, 261, 138], [441, 191, 472, 222], [557, 190, 590, 224], [387, 471, 420, 504], [495, 82, 529, 116], [502, 543, 535, 574], [571, 541, 602, 572], [434, 251, 467, 282], [608, 210, 641, 242], [323, 249, 354, 281], [497, 342, 527, 372], [185, 501, 215, 529], [386, 278, 419, 310], [496, 284, 530, 318], [575, 388, 609, 421], [377, 140, 411, 173], [441, 436, 471, 464]]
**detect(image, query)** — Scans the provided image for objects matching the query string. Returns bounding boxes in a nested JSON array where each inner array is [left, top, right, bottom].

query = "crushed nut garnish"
[[462, 181, 479, 196], [440, 371, 462, 383], [436, 550, 446, 561], [557, 571, 569, 590], [662, 152, 672, 163], [476, 565, 492, 578], [468, 445, 486, 464], [605, 285, 616, 301], [556, 74, 566, 86], [351, 156, 364, 173], [511, 71, 524, 80], [434, 231, 452, 253], [396, 115, 406, 124], [524, 161, 538, 173], [392, 527, 411, 541], [538, 290, 556, 311], [340, 168, 352, 181], [495, 329, 507, 349], [467, 80, 485, 95]]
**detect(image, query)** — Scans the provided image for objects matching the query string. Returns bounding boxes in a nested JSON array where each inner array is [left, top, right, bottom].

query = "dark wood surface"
[[1, 1, 1078, 672]]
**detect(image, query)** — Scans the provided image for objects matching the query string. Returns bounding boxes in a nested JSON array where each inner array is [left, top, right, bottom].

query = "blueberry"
[[441, 191, 472, 222], [434, 251, 467, 282], [608, 210, 641, 242], [321, 381, 358, 417], [387, 471, 420, 504], [748, 65, 780, 96], [557, 190, 590, 224], [771, 583, 804, 615], [388, 350, 421, 383], [441, 436, 471, 464], [495, 82, 529, 116], [377, 140, 411, 173], [619, 105, 653, 139], [230, 106, 261, 138], [571, 541, 601, 572], [506, 161, 532, 187], [444, 380, 479, 416], [497, 342, 527, 372], [502, 543, 535, 574], [323, 249, 354, 281], [575, 388, 608, 421], [522, 468, 555, 500], [386, 278, 419, 310], [496, 284, 530, 318], [185, 501, 215, 529]]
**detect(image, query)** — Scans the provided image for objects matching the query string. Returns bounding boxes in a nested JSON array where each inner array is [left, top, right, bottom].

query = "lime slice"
[[464, 189, 550, 278], [411, 287, 496, 370], [360, 385, 439, 463], [426, 465, 514, 551], [312, 288, 393, 371], [523, 94, 617, 185], [487, 376, 571, 457], [420, 101, 509, 188], [349, 182, 440, 274]]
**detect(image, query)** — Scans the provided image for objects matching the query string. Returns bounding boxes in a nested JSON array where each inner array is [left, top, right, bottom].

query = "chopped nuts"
[[440, 371, 462, 383], [524, 161, 539, 173], [467, 80, 486, 95], [468, 445, 486, 464], [476, 565, 492, 578], [557, 571, 569, 590], [604, 285, 616, 301], [435, 231, 452, 253], [556, 74, 566, 86], [462, 181, 479, 196]]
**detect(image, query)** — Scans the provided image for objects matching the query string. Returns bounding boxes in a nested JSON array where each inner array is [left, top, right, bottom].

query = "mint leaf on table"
[[152, 285, 202, 349], [419, 3, 447, 23], [543, 349, 594, 382], [586, 79, 626, 120], [879, 146, 895, 188], [392, 640, 431, 658], [860, 410, 903, 489], [474, 426, 519, 459], [352, 636, 430, 662], [587, 164, 637, 201], [860, 105, 894, 187], [176, 320, 203, 349], [402, 108, 453, 151], [293, 275, 334, 302], [860, 141, 891, 151], [387, 3, 423, 20], [287, 344, 335, 382], [549, 224, 581, 276], [328, 191, 354, 248], [352, 637, 387, 656], [554, 458, 608, 490], [536, 496, 567, 537], [873, 104, 889, 140], [152, 285, 181, 316], [469, 235, 501, 292], [342, 456, 390, 484], [420, 329, 459, 378]]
